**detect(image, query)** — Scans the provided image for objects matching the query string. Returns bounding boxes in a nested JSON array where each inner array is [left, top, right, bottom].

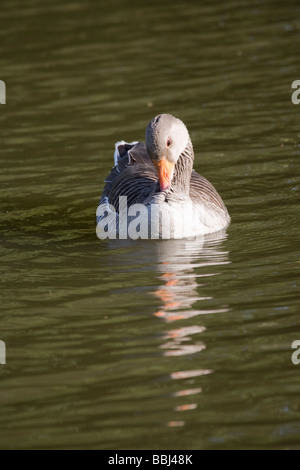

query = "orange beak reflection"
[[153, 158, 175, 192]]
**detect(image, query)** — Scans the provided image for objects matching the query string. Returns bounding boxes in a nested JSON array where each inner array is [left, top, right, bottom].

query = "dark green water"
[[1, 0, 300, 449]]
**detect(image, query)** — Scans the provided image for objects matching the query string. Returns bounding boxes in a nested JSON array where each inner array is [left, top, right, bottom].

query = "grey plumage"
[[98, 114, 230, 234], [100, 140, 228, 215]]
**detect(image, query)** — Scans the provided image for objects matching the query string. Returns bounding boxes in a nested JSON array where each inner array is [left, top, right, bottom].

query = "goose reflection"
[[107, 232, 230, 358], [146, 233, 231, 427], [148, 232, 230, 358], [106, 232, 230, 427]]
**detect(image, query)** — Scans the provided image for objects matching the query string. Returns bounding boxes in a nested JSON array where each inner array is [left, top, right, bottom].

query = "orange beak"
[[153, 158, 175, 191]]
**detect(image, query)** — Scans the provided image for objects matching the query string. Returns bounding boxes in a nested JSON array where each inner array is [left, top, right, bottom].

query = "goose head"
[[145, 114, 191, 191]]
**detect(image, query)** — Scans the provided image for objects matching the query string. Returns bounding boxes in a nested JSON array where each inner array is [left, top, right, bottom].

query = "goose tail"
[[114, 141, 139, 167]]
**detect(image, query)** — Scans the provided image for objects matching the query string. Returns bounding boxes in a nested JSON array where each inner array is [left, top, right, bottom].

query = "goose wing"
[[101, 142, 158, 212], [190, 170, 229, 215]]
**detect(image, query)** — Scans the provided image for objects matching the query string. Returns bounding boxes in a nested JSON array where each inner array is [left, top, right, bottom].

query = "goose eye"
[[166, 139, 171, 147]]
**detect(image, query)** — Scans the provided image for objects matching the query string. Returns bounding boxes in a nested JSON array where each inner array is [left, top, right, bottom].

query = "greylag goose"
[[97, 114, 230, 239]]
